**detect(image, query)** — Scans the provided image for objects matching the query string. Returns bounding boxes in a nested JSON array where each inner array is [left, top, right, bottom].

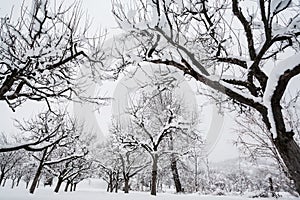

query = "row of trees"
[[0, 0, 300, 197], [111, 0, 300, 194], [94, 69, 298, 196], [0, 111, 94, 194]]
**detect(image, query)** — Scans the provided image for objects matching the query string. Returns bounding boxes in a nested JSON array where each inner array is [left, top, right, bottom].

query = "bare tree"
[[15, 110, 88, 194], [95, 141, 122, 193], [109, 124, 151, 193], [0, 149, 25, 186], [0, 0, 108, 112], [112, 0, 300, 193], [118, 81, 193, 195]]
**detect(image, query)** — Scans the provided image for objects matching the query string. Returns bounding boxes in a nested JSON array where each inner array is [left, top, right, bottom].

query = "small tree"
[[0, 134, 26, 185], [119, 83, 193, 195]]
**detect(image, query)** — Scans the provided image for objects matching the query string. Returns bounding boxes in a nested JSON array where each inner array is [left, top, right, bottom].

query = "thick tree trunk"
[[274, 135, 300, 194], [29, 163, 43, 194], [171, 154, 183, 193], [30, 149, 47, 194], [54, 177, 63, 193], [124, 176, 129, 193], [151, 154, 158, 196]]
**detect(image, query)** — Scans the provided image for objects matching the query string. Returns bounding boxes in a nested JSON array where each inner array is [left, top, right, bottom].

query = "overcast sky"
[[0, 0, 239, 162]]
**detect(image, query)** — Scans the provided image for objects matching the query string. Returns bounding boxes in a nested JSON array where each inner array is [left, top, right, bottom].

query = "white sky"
[[0, 0, 239, 162]]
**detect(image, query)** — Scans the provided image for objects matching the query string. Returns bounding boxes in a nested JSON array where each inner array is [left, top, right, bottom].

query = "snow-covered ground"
[[0, 179, 297, 200]]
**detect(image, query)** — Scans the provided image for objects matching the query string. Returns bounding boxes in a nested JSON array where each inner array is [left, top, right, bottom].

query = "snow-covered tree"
[[109, 123, 151, 193], [94, 138, 123, 193], [0, 133, 27, 185], [117, 78, 195, 195], [112, 0, 300, 193], [14, 110, 88, 194], [0, 0, 107, 111]]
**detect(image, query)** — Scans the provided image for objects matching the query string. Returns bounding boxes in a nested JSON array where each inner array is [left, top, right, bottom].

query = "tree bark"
[[54, 177, 63, 193], [274, 135, 300, 194], [151, 154, 158, 196], [171, 154, 183, 193], [124, 176, 129, 193], [29, 162, 44, 193]]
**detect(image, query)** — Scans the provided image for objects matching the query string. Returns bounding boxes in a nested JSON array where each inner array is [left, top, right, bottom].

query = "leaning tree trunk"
[[29, 163, 44, 194], [171, 154, 183, 193], [54, 177, 64, 193], [0, 173, 4, 186], [30, 149, 47, 194], [151, 154, 158, 196], [2, 178, 7, 187], [274, 135, 300, 194]]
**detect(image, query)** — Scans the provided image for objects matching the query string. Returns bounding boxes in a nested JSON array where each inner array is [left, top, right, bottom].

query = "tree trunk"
[[109, 173, 113, 192], [11, 178, 15, 189], [274, 135, 300, 194], [115, 171, 119, 193], [2, 178, 7, 187], [0, 173, 4, 186], [26, 181, 29, 189], [124, 176, 129, 193], [16, 176, 22, 187], [70, 183, 74, 192], [151, 154, 158, 196], [169, 133, 183, 193], [171, 154, 183, 193], [54, 177, 63, 193], [73, 183, 77, 191], [29, 163, 43, 193], [30, 149, 47, 194], [64, 180, 71, 192]]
